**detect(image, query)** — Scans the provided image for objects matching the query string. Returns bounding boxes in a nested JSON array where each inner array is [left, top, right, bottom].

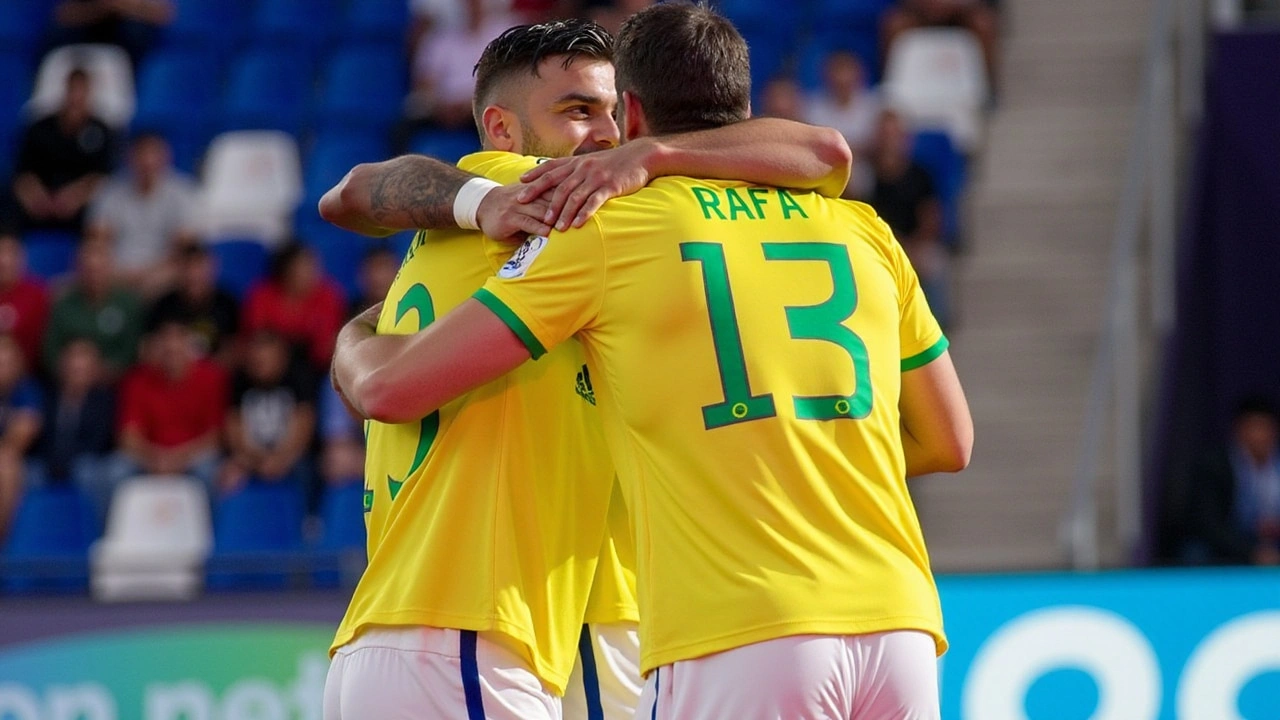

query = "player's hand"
[[475, 184, 553, 244], [517, 143, 652, 231]]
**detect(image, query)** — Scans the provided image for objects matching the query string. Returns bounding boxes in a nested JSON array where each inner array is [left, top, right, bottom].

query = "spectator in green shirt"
[[42, 237, 144, 381]]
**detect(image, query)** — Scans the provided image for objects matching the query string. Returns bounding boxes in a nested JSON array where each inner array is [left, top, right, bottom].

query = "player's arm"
[[318, 155, 552, 241], [519, 118, 853, 230], [899, 350, 973, 477], [333, 300, 530, 424]]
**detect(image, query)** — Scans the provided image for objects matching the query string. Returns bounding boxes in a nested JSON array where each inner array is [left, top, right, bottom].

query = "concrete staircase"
[[911, 0, 1153, 571]]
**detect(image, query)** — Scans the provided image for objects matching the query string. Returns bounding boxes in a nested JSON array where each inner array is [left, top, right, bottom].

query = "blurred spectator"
[[759, 76, 806, 123], [30, 338, 115, 520], [402, 0, 513, 141], [219, 330, 316, 497], [806, 51, 881, 157], [352, 244, 400, 315], [87, 131, 199, 296], [242, 242, 345, 376], [881, 0, 999, 87], [48, 0, 175, 66], [0, 233, 51, 370], [99, 315, 227, 516], [43, 237, 144, 380], [148, 244, 240, 368], [7, 69, 115, 235], [1185, 397, 1280, 566], [0, 335, 44, 541], [868, 110, 949, 327]]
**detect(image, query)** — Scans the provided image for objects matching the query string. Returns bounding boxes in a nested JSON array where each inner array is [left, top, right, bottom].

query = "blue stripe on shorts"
[[578, 624, 605, 720], [460, 630, 485, 720]]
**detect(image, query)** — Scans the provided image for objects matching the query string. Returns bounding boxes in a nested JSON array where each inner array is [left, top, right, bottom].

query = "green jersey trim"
[[901, 335, 949, 372], [474, 288, 547, 360]]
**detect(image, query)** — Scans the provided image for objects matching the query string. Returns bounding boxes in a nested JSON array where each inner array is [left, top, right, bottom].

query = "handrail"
[[1066, 0, 1193, 568]]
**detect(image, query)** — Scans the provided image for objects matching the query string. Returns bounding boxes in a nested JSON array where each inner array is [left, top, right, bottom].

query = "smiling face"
[[483, 55, 619, 158]]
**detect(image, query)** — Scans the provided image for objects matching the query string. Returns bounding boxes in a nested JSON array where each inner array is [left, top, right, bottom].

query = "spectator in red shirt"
[[241, 241, 345, 376], [0, 233, 51, 370], [97, 312, 227, 516]]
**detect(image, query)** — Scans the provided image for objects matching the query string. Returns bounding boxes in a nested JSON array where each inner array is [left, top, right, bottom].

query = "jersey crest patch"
[[499, 235, 548, 279]]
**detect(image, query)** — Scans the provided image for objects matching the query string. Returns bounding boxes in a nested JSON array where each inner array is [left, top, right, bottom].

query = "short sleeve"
[[472, 217, 608, 359], [457, 151, 544, 186], [880, 219, 947, 371]]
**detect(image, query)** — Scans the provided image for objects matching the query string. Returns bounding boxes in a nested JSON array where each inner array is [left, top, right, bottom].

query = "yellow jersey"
[[330, 152, 635, 694], [473, 154, 949, 673]]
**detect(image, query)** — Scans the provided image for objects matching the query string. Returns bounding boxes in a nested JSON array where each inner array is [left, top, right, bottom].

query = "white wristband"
[[453, 177, 501, 231]]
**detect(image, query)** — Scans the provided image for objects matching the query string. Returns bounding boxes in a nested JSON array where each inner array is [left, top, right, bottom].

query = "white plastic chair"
[[881, 28, 989, 152], [26, 43, 135, 128], [197, 130, 304, 245], [90, 476, 213, 602]]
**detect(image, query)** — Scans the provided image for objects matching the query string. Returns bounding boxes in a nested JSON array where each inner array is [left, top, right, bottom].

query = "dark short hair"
[[268, 240, 311, 281], [176, 242, 210, 262], [615, 2, 751, 135], [362, 241, 397, 264], [472, 19, 615, 133], [129, 128, 169, 147], [1235, 395, 1280, 422]]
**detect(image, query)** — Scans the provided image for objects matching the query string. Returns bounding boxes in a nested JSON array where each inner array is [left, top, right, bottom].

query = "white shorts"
[[636, 630, 940, 720], [323, 626, 560, 720], [564, 622, 642, 720]]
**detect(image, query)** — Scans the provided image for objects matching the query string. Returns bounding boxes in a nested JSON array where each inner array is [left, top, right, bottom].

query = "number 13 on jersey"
[[681, 241, 873, 430]]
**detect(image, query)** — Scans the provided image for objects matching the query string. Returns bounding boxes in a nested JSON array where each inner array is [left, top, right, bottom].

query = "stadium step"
[[912, 0, 1153, 572]]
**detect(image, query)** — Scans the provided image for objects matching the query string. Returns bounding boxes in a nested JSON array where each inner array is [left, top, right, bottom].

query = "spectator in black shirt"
[[8, 69, 115, 235], [219, 330, 316, 497], [148, 244, 239, 368], [31, 337, 115, 525], [868, 110, 949, 327]]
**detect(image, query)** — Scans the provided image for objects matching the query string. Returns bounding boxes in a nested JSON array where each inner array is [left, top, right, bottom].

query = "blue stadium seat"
[[0, 52, 33, 179], [208, 481, 306, 590], [298, 216, 366, 301], [720, 0, 804, 91], [317, 481, 366, 552], [222, 46, 313, 136], [22, 230, 78, 279], [1, 485, 96, 593], [797, 34, 882, 91], [389, 230, 415, 261], [0, 0, 54, 62], [312, 480, 366, 588], [408, 128, 481, 165], [810, 0, 894, 82], [207, 238, 269, 300], [343, 0, 409, 45], [315, 47, 405, 134], [163, 0, 251, 61], [251, 0, 338, 62], [133, 49, 220, 172], [304, 131, 388, 207], [911, 130, 967, 245]]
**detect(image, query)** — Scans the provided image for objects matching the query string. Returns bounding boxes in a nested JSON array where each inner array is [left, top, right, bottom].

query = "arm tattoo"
[[367, 156, 474, 230]]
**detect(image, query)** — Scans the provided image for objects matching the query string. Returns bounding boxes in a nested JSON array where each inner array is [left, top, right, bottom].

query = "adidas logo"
[[575, 364, 596, 406]]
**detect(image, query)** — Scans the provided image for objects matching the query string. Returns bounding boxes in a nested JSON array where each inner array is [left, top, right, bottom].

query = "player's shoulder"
[[457, 151, 547, 185]]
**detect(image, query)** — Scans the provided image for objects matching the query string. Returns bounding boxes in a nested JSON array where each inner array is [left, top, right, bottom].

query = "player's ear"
[[481, 105, 518, 153], [621, 91, 648, 143]]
